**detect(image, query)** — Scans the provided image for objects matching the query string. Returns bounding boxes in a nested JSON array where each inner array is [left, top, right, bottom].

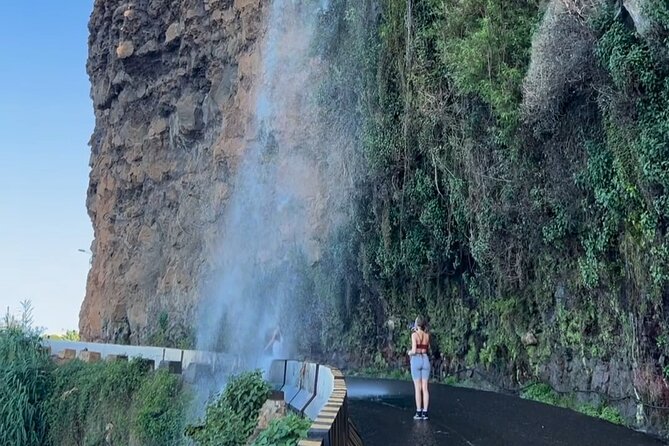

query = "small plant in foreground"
[[187, 370, 271, 446], [252, 413, 311, 446], [0, 303, 51, 446], [521, 383, 561, 406]]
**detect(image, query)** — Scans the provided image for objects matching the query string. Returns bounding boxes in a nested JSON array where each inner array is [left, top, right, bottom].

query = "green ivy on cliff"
[[349, 0, 544, 370], [314, 0, 669, 418]]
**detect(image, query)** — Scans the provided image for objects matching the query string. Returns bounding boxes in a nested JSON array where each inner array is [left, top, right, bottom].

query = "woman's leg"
[[421, 355, 430, 412], [410, 356, 422, 412], [413, 379, 422, 410], [421, 379, 429, 411]]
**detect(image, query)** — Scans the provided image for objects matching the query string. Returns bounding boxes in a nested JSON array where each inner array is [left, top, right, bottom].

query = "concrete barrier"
[[41, 340, 226, 373], [267, 359, 287, 388], [78, 350, 102, 363], [282, 361, 304, 406], [43, 340, 167, 369], [268, 360, 354, 446], [304, 365, 334, 420]]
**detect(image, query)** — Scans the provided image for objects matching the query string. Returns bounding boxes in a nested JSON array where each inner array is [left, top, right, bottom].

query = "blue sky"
[[0, 1, 94, 332]]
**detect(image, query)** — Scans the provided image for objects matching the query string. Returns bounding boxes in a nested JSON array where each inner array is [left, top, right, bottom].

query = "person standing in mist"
[[407, 315, 430, 420], [264, 326, 284, 358]]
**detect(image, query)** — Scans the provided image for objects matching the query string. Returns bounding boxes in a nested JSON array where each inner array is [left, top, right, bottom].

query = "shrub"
[[133, 370, 189, 446], [577, 403, 601, 418], [44, 358, 193, 446], [187, 370, 271, 446], [221, 370, 272, 422], [599, 405, 624, 425], [46, 359, 150, 445], [439, 0, 541, 126], [521, 383, 561, 406], [188, 403, 252, 446], [0, 325, 52, 446], [252, 413, 311, 446], [578, 403, 624, 425], [147, 312, 195, 349]]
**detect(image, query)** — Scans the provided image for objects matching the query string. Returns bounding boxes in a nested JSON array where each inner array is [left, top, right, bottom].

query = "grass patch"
[[348, 365, 412, 381], [521, 383, 562, 406], [522, 383, 625, 425]]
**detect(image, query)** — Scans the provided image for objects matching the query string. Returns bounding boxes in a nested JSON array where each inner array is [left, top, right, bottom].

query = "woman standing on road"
[[407, 315, 430, 420]]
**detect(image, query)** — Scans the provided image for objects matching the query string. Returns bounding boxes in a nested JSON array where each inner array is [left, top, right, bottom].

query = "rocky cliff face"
[[81, 0, 269, 343]]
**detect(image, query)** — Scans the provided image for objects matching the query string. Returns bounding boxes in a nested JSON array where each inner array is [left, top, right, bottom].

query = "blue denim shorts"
[[410, 354, 430, 380]]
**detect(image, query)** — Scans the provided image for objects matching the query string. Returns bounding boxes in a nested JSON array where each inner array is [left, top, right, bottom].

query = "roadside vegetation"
[[1, 304, 309, 446], [186, 370, 310, 446], [522, 383, 625, 425]]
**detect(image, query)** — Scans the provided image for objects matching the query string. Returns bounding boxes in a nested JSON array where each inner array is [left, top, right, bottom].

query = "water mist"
[[195, 0, 351, 394]]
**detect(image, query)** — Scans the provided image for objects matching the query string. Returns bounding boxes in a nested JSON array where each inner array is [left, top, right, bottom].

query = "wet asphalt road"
[[347, 378, 668, 446]]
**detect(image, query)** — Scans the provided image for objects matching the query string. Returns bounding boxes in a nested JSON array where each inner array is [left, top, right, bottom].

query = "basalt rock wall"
[[81, 0, 268, 343]]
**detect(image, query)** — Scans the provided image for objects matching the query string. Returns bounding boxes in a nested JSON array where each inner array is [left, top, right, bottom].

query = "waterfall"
[[196, 0, 335, 377]]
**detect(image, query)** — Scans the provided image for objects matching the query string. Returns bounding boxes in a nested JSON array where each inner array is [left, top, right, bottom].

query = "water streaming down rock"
[[196, 0, 342, 376]]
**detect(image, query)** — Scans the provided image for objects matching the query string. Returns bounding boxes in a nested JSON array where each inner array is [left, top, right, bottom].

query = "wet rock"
[[175, 93, 203, 133], [137, 39, 158, 56], [165, 22, 181, 44], [148, 117, 169, 137], [111, 70, 131, 86], [209, 64, 237, 107], [623, 0, 650, 35], [247, 401, 286, 445], [92, 77, 114, 109], [256, 397, 286, 431], [591, 363, 610, 392], [185, 8, 200, 19], [521, 331, 538, 347], [116, 40, 135, 59]]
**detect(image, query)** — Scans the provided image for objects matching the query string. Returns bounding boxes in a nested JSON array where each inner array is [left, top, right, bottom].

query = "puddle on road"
[[346, 378, 411, 399]]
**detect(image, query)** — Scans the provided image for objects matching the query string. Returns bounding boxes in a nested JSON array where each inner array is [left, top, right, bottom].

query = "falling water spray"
[[195, 0, 346, 390]]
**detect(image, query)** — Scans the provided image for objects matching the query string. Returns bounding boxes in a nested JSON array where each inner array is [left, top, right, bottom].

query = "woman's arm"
[[264, 331, 277, 351]]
